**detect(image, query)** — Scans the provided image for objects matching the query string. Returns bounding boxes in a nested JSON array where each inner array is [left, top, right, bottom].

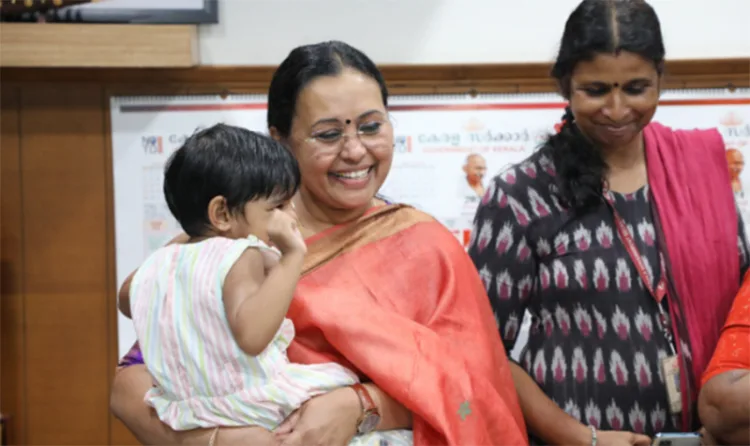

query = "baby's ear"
[[207, 196, 232, 231]]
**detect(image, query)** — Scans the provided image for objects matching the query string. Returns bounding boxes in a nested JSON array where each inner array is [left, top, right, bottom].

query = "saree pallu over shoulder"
[[644, 122, 740, 402], [288, 204, 528, 445], [302, 204, 434, 275]]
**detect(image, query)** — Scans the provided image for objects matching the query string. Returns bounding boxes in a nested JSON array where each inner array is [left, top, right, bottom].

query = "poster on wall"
[[724, 112, 750, 230], [383, 95, 565, 247], [110, 89, 750, 358]]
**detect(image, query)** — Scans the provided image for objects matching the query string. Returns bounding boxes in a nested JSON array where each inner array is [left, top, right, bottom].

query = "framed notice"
[[49, 0, 218, 24]]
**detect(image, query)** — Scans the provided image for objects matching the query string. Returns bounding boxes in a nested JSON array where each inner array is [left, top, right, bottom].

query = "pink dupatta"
[[645, 122, 739, 421]]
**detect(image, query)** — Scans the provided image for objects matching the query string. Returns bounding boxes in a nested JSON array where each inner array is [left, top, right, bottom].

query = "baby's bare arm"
[[223, 249, 304, 356]]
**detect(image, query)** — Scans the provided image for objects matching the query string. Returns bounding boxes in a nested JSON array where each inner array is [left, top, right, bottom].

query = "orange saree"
[[287, 204, 527, 445], [702, 270, 750, 386]]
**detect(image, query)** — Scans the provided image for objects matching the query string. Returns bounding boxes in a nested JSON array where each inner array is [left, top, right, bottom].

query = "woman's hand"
[[274, 387, 361, 446], [595, 430, 652, 446]]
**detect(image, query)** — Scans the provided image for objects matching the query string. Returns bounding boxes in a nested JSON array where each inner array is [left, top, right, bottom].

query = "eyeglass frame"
[[302, 116, 393, 151]]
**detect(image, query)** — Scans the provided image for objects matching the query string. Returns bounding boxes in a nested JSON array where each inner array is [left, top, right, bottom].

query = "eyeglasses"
[[303, 119, 391, 154]]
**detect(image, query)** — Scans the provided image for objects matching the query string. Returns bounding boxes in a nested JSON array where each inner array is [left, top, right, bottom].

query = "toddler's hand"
[[267, 209, 306, 256]]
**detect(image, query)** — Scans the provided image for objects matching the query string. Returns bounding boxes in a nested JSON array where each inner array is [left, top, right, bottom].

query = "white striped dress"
[[129, 236, 361, 431]]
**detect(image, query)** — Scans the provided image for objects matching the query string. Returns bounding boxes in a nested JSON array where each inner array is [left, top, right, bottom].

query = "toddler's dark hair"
[[163, 123, 300, 237]]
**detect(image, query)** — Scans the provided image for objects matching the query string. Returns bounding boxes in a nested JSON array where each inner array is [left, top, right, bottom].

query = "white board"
[[111, 89, 750, 358]]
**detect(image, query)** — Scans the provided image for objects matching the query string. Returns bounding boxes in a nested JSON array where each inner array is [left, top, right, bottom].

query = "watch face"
[[358, 412, 380, 434]]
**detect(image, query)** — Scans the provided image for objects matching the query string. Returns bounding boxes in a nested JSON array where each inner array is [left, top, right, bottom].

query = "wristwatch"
[[351, 383, 381, 434]]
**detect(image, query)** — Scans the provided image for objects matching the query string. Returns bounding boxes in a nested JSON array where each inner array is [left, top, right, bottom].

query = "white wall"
[[199, 0, 750, 66]]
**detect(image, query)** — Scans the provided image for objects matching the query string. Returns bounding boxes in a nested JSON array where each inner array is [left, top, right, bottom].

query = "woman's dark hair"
[[267, 40, 389, 138], [543, 0, 665, 212], [163, 123, 300, 237]]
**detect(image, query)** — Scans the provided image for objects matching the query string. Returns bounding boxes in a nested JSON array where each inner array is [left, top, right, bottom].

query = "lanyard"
[[603, 190, 677, 355]]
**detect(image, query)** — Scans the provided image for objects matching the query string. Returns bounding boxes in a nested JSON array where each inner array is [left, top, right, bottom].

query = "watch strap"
[[351, 383, 378, 413]]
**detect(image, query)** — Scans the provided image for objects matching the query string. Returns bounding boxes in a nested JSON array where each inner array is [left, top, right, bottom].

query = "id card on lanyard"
[[603, 190, 682, 415]]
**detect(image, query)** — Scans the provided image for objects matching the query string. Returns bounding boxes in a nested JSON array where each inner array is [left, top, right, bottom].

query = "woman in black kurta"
[[469, 152, 748, 442], [468, 1, 747, 444]]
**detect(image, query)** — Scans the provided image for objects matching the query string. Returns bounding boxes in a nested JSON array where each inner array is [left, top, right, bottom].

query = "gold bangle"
[[208, 427, 220, 446]]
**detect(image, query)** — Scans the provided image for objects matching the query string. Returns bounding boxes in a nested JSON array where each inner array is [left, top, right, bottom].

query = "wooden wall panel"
[[1, 58, 747, 95], [18, 86, 111, 444], [0, 24, 198, 68], [1, 86, 26, 446]]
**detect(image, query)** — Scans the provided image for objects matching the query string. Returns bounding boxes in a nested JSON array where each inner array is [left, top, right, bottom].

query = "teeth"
[[334, 168, 369, 179]]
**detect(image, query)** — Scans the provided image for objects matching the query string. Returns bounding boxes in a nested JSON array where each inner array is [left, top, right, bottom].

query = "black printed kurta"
[[468, 151, 748, 441]]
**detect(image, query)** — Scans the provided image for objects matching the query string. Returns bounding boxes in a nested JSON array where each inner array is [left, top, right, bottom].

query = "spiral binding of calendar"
[[112, 95, 266, 107], [671, 88, 749, 96], [225, 94, 268, 103], [111, 87, 749, 111]]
